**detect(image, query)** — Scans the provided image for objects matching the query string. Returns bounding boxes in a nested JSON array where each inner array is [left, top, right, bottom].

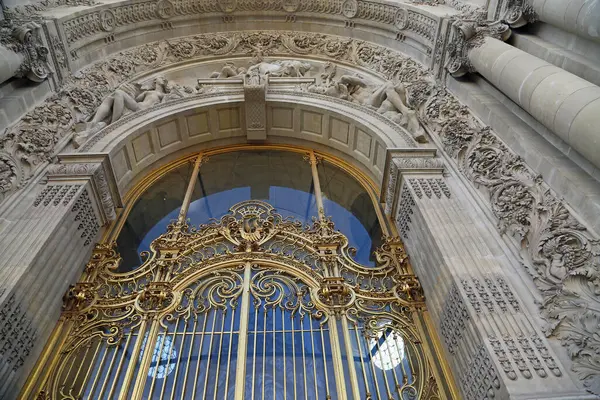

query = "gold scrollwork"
[[30, 200, 442, 399]]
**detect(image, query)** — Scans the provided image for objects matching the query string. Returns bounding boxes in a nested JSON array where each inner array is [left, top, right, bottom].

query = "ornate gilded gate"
[[27, 151, 447, 399]]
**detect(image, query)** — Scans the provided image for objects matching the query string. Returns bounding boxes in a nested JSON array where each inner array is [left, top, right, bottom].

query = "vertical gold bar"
[[169, 317, 190, 400], [108, 332, 134, 399], [373, 332, 393, 398], [272, 306, 276, 400], [148, 331, 168, 397], [223, 307, 237, 397], [383, 331, 401, 396], [291, 313, 297, 399], [352, 325, 370, 397], [282, 307, 287, 400], [394, 332, 409, 386], [160, 317, 181, 399], [341, 317, 361, 399], [300, 315, 308, 400], [61, 348, 79, 395], [78, 340, 102, 398], [365, 330, 383, 400], [177, 154, 204, 225], [328, 318, 348, 399], [319, 322, 331, 397], [120, 321, 150, 399], [97, 344, 120, 398], [234, 263, 252, 400], [201, 310, 218, 399], [261, 307, 268, 400], [181, 316, 199, 399], [191, 311, 209, 399], [213, 309, 227, 400], [309, 314, 319, 399], [251, 303, 259, 400], [131, 320, 160, 400], [87, 343, 109, 397]]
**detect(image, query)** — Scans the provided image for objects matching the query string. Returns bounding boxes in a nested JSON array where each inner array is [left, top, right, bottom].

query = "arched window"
[[31, 147, 446, 399]]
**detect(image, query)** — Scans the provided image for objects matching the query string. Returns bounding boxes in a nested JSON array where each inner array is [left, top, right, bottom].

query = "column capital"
[[445, 14, 511, 78], [501, 0, 538, 28], [43, 153, 121, 225], [0, 19, 51, 84]]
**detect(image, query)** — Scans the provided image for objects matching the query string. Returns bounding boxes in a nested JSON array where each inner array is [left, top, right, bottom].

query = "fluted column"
[[469, 36, 600, 169], [381, 151, 594, 400], [528, 0, 600, 44]]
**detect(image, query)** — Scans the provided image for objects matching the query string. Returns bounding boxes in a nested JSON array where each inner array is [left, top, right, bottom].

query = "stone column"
[[0, 155, 119, 399], [523, 0, 600, 43], [0, 45, 24, 84], [381, 150, 594, 400], [468, 36, 600, 170]]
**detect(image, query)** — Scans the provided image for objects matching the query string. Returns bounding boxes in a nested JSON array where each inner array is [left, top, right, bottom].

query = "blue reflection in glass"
[[187, 186, 318, 227], [322, 196, 379, 266]]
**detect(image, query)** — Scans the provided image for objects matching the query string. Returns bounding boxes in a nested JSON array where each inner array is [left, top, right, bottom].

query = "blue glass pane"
[[116, 163, 192, 272], [245, 271, 337, 399], [187, 151, 317, 226], [318, 161, 383, 266]]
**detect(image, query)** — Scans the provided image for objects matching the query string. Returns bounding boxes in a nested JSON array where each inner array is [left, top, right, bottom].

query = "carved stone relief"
[[0, 28, 599, 394], [45, 159, 119, 223], [303, 63, 428, 143], [0, 293, 36, 373], [2, 0, 98, 20], [71, 190, 99, 247], [443, 8, 511, 78], [0, 20, 51, 84]]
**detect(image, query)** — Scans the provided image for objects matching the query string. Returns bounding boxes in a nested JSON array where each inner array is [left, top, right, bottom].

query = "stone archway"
[[0, 14, 598, 400]]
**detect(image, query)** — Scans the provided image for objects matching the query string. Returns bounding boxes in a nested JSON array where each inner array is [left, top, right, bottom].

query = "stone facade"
[[0, 0, 599, 399]]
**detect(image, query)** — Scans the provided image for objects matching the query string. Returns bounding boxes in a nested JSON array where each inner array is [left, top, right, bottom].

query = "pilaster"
[[382, 150, 594, 400], [0, 154, 119, 399]]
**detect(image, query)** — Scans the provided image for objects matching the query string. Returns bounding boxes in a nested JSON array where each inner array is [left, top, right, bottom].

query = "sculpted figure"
[[308, 64, 426, 142], [210, 63, 247, 79], [72, 76, 180, 148], [246, 60, 312, 78], [209, 59, 312, 80]]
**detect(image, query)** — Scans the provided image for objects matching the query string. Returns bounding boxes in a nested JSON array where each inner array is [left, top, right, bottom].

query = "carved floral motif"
[[0, 27, 598, 394]]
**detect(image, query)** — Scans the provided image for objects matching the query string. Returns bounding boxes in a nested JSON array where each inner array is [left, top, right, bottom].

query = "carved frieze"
[[3, 0, 98, 19], [1, 27, 599, 394]]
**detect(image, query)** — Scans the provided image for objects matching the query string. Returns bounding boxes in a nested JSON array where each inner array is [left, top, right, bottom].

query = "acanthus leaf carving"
[[1, 28, 599, 394], [0, 20, 51, 84]]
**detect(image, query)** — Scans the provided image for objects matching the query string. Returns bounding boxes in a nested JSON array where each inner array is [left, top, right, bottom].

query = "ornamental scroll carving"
[[0, 20, 51, 84], [3, 1, 98, 19], [422, 84, 600, 395], [1, 29, 599, 394], [444, 13, 511, 78], [35, 200, 440, 398]]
